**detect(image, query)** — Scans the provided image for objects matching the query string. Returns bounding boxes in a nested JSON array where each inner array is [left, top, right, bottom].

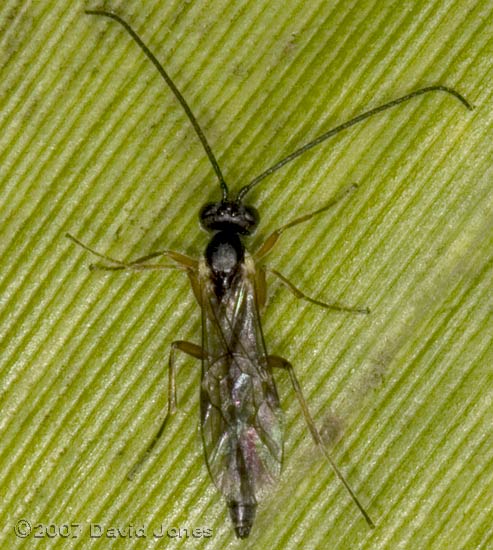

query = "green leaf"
[[0, 1, 491, 548]]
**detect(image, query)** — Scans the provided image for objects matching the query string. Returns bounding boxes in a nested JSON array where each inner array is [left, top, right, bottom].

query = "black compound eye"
[[244, 206, 259, 229], [199, 201, 259, 234], [199, 202, 217, 225]]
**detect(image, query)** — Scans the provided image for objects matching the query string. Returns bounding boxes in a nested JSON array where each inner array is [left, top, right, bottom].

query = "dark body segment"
[[199, 250, 284, 538]]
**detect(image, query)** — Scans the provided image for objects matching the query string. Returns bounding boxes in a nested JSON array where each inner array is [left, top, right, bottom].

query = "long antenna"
[[86, 10, 229, 200], [237, 86, 473, 201]]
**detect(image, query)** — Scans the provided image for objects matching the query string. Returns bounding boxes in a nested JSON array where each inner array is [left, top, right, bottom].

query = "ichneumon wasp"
[[67, 9, 472, 538]]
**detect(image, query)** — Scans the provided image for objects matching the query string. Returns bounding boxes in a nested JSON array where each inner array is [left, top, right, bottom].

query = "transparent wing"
[[199, 256, 284, 505]]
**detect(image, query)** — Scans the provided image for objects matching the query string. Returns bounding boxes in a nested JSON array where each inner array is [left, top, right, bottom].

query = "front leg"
[[66, 233, 197, 271], [254, 184, 358, 260]]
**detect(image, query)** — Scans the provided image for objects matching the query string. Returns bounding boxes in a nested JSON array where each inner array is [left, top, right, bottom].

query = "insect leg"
[[128, 340, 204, 480], [267, 268, 369, 314], [66, 233, 197, 271], [268, 354, 375, 528], [254, 183, 358, 260]]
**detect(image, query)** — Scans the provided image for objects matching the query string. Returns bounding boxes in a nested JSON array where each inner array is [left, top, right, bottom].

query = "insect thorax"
[[205, 231, 245, 299]]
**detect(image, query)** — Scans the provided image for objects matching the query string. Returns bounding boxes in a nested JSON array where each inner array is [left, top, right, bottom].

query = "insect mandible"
[[67, 9, 473, 538]]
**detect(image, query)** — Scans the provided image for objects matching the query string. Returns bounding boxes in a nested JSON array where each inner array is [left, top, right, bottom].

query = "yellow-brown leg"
[[254, 184, 357, 260], [66, 233, 197, 271], [267, 268, 369, 314], [128, 341, 204, 480], [268, 354, 374, 528]]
